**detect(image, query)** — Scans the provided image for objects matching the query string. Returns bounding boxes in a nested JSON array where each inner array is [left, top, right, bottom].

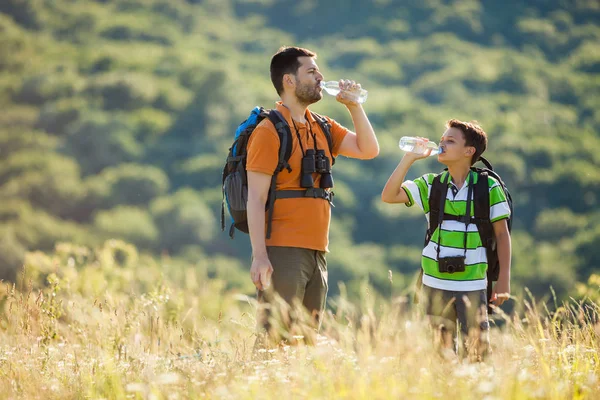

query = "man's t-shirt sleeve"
[[326, 117, 350, 157], [246, 123, 279, 175]]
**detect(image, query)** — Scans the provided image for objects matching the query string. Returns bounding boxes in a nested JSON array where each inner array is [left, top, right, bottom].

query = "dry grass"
[[0, 243, 599, 399]]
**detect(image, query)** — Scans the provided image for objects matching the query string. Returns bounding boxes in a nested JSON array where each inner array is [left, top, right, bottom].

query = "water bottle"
[[320, 81, 368, 104], [398, 136, 441, 156]]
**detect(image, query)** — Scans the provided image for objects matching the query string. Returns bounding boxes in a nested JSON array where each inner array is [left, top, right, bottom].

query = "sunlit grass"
[[0, 244, 599, 399]]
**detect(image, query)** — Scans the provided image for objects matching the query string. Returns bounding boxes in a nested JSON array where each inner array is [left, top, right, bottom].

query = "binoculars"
[[301, 149, 334, 189]]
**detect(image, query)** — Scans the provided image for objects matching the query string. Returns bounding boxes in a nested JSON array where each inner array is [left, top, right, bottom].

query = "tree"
[[94, 206, 159, 249], [151, 188, 216, 253], [66, 114, 142, 175], [86, 163, 170, 208], [0, 150, 85, 218]]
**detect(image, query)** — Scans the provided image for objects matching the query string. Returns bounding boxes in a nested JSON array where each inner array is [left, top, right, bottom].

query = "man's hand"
[[335, 79, 363, 107], [250, 255, 273, 291], [490, 278, 510, 307]]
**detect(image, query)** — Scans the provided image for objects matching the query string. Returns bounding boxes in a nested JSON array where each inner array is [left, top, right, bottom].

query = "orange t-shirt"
[[246, 102, 349, 252]]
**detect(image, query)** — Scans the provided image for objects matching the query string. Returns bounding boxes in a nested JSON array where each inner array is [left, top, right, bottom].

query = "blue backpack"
[[221, 107, 334, 239]]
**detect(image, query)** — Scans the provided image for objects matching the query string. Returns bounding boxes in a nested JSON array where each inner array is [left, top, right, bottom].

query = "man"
[[246, 46, 379, 339], [381, 120, 511, 359]]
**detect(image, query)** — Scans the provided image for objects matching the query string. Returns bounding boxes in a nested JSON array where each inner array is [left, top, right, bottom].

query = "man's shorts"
[[256, 246, 328, 330]]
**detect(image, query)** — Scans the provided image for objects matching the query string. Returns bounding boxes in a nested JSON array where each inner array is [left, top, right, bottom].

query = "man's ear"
[[284, 74, 295, 87]]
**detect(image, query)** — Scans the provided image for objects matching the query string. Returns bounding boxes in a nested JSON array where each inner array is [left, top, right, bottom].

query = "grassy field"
[[0, 243, 599, 399]]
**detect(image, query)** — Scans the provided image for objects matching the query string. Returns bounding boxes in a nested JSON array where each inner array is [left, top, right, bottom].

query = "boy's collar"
[[444, 170, 474, 187]]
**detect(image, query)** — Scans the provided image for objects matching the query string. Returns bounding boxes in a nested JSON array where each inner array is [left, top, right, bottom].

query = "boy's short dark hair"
[[446, 119, 488, 165], [270, 46, 317, 96]]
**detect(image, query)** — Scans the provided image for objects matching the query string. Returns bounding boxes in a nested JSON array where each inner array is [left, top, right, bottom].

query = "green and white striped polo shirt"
[[402, 171, 511, 291]]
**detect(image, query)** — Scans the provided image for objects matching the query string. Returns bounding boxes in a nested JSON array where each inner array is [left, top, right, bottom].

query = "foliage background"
[[1, 0, 599, 303]]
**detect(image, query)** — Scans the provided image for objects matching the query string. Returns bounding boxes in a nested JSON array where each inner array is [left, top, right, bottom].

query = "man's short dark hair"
[[270, 46, 317, 96], [446, 119, 488, 165]]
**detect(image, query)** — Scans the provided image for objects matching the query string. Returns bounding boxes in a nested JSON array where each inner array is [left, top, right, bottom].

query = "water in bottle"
[[320, 81, 368, 104], [398, 136, 441, 156]]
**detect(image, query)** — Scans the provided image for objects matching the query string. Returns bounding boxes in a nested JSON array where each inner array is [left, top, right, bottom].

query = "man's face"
[[438, 127, 474, 165], [290, 56, 324, 105]]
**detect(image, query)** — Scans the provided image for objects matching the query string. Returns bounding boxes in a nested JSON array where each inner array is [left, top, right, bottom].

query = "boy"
[[381, 119, 511, 359]]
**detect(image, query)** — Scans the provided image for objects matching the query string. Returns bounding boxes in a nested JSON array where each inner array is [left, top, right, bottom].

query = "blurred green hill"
[[0, 0, 599, 300]]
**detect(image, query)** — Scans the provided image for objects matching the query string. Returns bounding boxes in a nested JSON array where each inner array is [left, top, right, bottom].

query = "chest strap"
[[275, 188, 334, 203], [265, 188, 333, 239], [440, 213, 488, 225]]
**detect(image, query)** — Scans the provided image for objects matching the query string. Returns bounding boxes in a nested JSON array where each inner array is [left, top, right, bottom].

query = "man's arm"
[[337, 104, 379, 159], [334, 80, 379, 159], [247, 170, 273, 291], [490, 219, 511, 306]]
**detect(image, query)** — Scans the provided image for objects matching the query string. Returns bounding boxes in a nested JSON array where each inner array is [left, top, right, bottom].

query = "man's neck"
[[447, 164, 471, 190], [281, 96, 308, 123]]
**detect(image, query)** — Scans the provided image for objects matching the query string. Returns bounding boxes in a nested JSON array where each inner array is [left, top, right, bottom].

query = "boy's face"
[[437, 127, 475, 166]]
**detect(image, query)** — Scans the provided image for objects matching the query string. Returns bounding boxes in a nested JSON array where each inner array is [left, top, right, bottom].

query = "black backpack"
[[426, 157, 513, 309], [221, 106, 335, 239]]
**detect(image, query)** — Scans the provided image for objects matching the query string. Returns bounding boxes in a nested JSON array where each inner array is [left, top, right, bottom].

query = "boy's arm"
[[490, 218, 511, 306], [381, 150, 431, 204]]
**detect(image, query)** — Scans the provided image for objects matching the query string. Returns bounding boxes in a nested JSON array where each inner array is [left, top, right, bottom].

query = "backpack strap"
[[472, 160, 515, 312], [221, 163, 227, 232], [268, 110, 293, 173], [472, 169, 498, 312], [478, 156, 494, 171], [415, 172, 448, 304], [473, 170, 493, 250], [264, 110, 293, 239], [425, 172, 449, 247], [310, 111, 336, 166]]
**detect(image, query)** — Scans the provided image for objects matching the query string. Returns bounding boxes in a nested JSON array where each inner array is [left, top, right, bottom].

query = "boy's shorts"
[[421, 285, 490, 356], [422, 285, 490, 332]]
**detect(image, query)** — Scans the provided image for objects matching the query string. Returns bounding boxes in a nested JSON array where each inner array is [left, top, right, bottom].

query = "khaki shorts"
[[256, 246, 328, 331], [421, 285, 490, 358]]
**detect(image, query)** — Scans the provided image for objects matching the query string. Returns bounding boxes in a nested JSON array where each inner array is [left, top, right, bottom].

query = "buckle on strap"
[[304, 188, 334, 202], [275, 188, 333, 201], [444, 213, 476, 225], [456, 215, 472, 224]]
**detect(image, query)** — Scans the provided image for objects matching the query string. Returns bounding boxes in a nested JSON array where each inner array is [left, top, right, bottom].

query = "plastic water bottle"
[[320, 81, 368, 104], [398, 136, 440, 156]]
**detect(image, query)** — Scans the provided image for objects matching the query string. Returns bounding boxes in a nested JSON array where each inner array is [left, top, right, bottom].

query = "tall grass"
[[0, 242, 598, 399]]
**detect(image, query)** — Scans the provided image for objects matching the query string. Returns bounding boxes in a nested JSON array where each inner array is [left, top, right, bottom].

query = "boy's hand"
[[490, 278, 510, 306], [403, 137, 433, 161]]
